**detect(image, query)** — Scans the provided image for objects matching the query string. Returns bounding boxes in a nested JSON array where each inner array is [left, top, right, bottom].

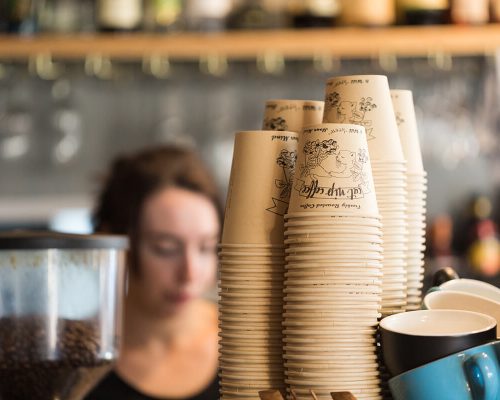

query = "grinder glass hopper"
[[0, 231, 128, 400]]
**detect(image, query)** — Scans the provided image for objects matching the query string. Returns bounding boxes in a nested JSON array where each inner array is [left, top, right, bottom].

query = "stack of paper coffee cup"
[[391, 90, 427, 311], [262, 99, 324, 133], [219, 130, 299, 399], [323, 75, 408, 316], [283, 124, 383, 400]]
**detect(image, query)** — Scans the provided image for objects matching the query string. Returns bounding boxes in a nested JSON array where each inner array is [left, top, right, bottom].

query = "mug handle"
[[463, 352, 499, 400], [426, 286, 441, 294]]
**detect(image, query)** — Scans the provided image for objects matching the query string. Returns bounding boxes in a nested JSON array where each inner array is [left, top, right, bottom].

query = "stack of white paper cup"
[[391, 90, 427, 311], [262, 99, 324, 133], [219, 130, 299, 399], [323, 75, 409, 316], [283, 124, 383, 400]]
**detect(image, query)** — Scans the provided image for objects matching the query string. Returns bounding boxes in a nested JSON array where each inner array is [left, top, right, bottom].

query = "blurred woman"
[[85, 146, 222, 400]]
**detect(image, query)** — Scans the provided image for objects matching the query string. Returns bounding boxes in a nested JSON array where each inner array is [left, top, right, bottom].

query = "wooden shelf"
[[1, 25, 500, 60]]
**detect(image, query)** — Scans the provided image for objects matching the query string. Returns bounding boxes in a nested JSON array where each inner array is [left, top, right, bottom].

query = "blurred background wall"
[[1, 0, 499, 286]]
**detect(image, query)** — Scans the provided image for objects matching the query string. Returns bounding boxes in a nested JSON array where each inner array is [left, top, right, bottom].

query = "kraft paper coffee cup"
[[222, 130, 299, 245], [283, 307, 379, 320], [219, 243, 284, 250], [284, 214, 382, 227], [263, 99, 324, 134], [285, 270, 383, 279], [288, 123, 379, 215], [285, 261, 382, 270], [218, 252, 284, 261], [283, 297, 382, 307], [284, 348, 379, 357], [284, 333, 376, 342], [285, 236, 383, 245], [285, 243, 383, 253], [219, 273, 283, 282], [323, 75, 404, 162], [285, 253, 383, 262], [283, 353, 378, 362], [219, 259, 284, 266], [390, 90, 424, 173], [219, 362, 282, 372], [285, 227, 383, 237], [286, 371, 379, 380], [283, 284, 382, 294], [286, 367, 379, 375], [282, 312, 381, 322], [219, 348, 283, 357], [371, 160, 407, 171], [284, 364, 378, 375], [283, 328, 376, 338]]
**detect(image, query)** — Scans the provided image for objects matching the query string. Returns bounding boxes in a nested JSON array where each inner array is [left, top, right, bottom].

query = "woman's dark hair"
[[93, 146, 223, 273]]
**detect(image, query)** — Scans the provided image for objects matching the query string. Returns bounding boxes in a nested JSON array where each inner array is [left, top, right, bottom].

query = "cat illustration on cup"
[[300, 139, 338, 180], [328, 149, 370, 193], [326, 92, 377, 140], [299, 139, 370, 193]]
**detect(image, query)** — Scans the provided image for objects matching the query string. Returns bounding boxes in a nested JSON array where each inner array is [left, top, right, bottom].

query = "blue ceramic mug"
[[389, 340, 500, 400]]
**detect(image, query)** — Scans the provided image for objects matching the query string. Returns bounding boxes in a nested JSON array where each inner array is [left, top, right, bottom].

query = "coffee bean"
[[0, 316, 112, 400]]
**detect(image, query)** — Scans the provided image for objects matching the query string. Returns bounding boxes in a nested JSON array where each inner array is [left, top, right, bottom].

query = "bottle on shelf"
[[492, 0, 500, 23], [96, 0, 143, 32], [1, 0, 37, 34], [455, 194, 500, 276], [286, 0, 341, 28], [0, 2, 7, 32], [226, 0, 286, 30], [340, 0, 396, 27], [183, 0, 231, 31], [37, 0, 96, 33], [468, 219, 500, 277], [450, 0, 489, 25], [143, 0, 182, 32], [396, 0, 450, 25]]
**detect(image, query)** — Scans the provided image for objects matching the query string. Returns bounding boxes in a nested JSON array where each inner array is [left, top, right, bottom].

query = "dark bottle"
[[1, 0, 37, 34], [0, 1, 7, 31], [397, 0, 450, 25], [96, 0, 143, 32], [288, 0, 341, 28], [226, 0, 284, 30], [288, 0, 340, 28]]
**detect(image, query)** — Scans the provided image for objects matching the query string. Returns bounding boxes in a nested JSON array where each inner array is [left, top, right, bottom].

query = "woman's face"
[[133, 187, 220, 317]]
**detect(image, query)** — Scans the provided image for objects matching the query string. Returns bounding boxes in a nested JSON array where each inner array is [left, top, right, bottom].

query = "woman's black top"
[[84, 371, 219, 400]]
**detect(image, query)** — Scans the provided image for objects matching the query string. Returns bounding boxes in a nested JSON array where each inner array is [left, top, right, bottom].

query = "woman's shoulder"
[[85, 370, 220, 400]]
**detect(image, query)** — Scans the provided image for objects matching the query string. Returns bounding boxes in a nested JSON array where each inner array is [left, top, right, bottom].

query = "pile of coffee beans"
[[0, 316, 112, 400]]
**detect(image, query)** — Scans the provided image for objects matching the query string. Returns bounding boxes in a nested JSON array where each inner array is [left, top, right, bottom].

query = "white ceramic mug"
[[423, 290, 500, 338], [439, 278, 500, 303]]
